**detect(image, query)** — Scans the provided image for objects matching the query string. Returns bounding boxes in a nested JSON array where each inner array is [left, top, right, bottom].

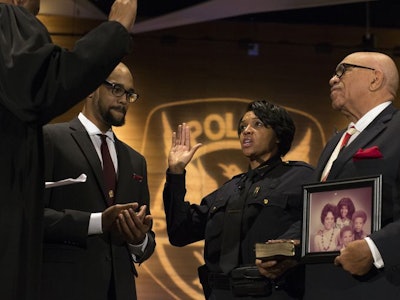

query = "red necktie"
[[339, 126, 356, 151], [99, 135, 116, 206], [321, 126, 356, 181]]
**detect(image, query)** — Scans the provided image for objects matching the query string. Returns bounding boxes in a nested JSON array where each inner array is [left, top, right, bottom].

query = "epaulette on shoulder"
[[283, 161, 314, 170], [218, 172, 245, 188], [231, 172, 246, 180]]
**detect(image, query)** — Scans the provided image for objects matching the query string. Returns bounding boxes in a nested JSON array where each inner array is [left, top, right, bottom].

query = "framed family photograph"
[[301, 175, 382, 263]]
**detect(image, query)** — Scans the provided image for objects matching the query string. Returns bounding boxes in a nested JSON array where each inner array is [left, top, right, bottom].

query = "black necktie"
[[99, 134, 116, 206]]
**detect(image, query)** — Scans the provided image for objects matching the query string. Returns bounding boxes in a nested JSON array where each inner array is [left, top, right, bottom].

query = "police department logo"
[[139, 98, 325, 299]]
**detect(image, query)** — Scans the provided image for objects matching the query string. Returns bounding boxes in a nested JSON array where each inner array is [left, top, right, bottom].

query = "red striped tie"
[[339, 126, 355, 151], [321, 126, 356, 181]]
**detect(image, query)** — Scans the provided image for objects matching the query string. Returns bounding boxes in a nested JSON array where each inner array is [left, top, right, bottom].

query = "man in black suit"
[[42, 63, 155, 300], [0, 1, 139, 299], [304, 52, 400, 299]]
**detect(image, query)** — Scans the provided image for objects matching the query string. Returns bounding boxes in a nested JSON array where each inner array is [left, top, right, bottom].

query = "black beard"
[[103, 109, 126, 127]]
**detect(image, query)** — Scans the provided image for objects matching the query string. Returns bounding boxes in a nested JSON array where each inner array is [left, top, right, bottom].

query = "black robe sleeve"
[[0, 4, 132, 124], [0, 4, 133, 300]]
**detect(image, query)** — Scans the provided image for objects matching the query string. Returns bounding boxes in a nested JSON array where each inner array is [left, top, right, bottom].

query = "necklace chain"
[[321, 229, 335, 251]]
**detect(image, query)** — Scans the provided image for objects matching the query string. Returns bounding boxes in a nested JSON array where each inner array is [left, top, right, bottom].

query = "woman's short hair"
[[352, 210, 367, 223], [336, 197, 356, 219], [320, 203, 338, 224], [238, 100, 295, 156]]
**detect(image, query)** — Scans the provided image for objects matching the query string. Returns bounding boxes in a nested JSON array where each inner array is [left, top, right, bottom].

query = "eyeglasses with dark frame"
[[102, 80, 139, 103], [334, 63, 375, 79]]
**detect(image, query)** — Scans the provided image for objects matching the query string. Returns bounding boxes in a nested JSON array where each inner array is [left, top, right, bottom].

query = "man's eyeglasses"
[[103, 80, 139, 103], [334, 63, 375, 79]]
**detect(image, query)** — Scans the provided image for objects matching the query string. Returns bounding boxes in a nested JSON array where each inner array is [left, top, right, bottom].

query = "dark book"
[[255, 241, 296, 260]]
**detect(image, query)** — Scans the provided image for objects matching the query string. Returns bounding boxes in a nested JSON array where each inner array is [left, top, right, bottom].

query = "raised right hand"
[[168, 123, 202, 174], [108, 0, 138, 32]]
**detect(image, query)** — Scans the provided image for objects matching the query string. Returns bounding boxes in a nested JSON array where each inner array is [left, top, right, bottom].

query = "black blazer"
[[41, 118, 155, 300], [305, 104, 400, 299]]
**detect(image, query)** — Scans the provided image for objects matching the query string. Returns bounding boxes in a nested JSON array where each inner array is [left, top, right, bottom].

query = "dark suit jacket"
[[305, 104, 400, 299], [41, 118, 155, 300]]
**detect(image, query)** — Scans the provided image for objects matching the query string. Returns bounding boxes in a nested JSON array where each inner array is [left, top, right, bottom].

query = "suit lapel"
[[327, 104, 396, 179], [114, 137, 133, 204], [69, 118, 107, 203]]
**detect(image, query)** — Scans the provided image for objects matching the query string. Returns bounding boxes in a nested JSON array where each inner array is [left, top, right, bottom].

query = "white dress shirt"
[[330, 102, 391, 268]]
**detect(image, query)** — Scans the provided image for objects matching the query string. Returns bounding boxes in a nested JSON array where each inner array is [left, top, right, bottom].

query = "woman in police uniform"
[[163, 100, 314, 299]]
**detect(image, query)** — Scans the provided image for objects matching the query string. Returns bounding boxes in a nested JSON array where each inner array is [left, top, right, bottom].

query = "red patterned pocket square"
[[132, 173, 143, 182], [353, 146, 383, 161]]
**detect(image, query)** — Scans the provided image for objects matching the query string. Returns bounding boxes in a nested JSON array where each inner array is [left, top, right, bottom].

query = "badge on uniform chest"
[[253, 186, 260, 197]]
